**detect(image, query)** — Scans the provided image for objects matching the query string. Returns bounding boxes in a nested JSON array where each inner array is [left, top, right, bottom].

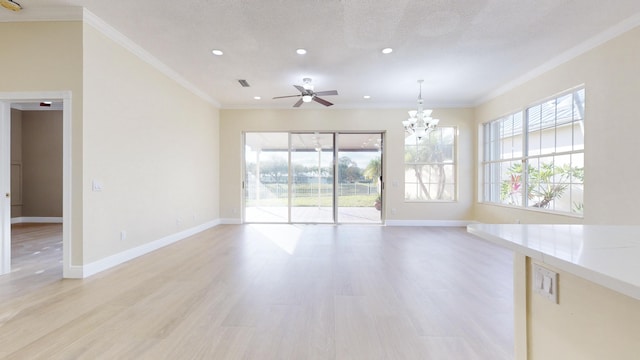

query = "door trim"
[[0, 101, 10, 274], [0, 91, 74, 278]]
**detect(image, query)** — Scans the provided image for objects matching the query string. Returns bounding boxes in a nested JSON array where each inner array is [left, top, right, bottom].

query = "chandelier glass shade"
[[403, 80, 439, 140]]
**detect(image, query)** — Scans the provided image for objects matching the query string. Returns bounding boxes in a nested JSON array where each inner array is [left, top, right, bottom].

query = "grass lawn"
[[247, 194, 378, 207]]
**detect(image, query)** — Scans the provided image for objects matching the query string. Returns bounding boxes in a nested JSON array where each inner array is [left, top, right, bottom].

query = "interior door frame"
[[0, 91, 73, 278], [0, 101, 10, 274]]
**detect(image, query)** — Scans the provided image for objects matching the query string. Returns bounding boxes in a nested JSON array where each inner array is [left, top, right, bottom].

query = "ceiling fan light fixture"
[[273, 78, 337, 107], [302, 77, 313, 90], [1, 0, 22, 11]]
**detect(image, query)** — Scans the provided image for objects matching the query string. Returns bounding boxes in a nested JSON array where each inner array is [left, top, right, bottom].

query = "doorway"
[[0, 92, 72, 278], [243, 131, 383, 224]]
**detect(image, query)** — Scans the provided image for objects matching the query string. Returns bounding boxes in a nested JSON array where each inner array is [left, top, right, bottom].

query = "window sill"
[[477, 201, 584, 219]]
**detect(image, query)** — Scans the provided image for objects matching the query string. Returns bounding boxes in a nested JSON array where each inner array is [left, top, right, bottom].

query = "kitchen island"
[[468, 224, 640, 360]]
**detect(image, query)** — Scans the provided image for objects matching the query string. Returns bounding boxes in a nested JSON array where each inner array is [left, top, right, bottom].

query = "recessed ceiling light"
[[296, 48, 307, 55], [381, 48, 393, 54], [363, 95, 371, 99], [211, 49, 224, 56], [254, 96, 261, 100]]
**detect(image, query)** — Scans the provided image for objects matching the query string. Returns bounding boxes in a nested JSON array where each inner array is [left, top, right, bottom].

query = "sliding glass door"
[[244, 132, 289, 223], [336, 133, 382, 223], [244, 132, 383, 224], [290, 133, 334, 223]]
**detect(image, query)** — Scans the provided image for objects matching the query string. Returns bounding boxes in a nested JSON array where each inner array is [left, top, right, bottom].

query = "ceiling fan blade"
[[314, 90, 338, 96], [293, 98, 304, 107], [313, 96, 333, 107], [293, 85, 305, 93], [273, 94, 302, 99]]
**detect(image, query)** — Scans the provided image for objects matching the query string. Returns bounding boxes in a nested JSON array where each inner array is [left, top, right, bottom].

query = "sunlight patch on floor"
[[249, 224, 304, 255]]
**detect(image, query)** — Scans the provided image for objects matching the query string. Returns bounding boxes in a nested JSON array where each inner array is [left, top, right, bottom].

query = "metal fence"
[[245, 182, 376, 200]]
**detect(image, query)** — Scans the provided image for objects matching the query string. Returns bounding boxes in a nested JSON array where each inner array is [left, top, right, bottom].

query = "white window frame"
[[404, 126, 457, 202], [481, 87, 585, 216]]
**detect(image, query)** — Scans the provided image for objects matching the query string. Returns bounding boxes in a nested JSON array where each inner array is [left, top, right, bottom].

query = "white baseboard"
[[71, 218, 480, 278], [385, 220, 478, 227], [82, 219, 221, 278], [11, 216, 63, 224], [219, 218, 242, 224], [64, 265, 84, 279]]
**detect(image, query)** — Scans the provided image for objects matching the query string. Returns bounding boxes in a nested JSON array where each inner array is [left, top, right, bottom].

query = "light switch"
[[543, 275, 553, 293], [535, 271, 544, 290], [533, 263, 558, 304]]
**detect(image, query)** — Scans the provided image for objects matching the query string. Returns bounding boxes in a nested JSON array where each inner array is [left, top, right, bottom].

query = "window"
[[405, 127, 456, 201], [482, 87, 585, 215]]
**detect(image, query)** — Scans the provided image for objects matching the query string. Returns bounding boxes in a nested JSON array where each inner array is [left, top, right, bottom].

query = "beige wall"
[[515, 256, 640, 360], [82, 24, 220, 263], [21, 111, 63, 217], [474, 25, 640, 225], [477, 25, 640, 360], [2, 20, 220, 268], [0, 21, 84, 264], [220, 108, 475, 222]]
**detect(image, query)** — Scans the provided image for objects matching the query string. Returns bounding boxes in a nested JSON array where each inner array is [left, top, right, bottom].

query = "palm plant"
[[404, 131, 451, 200], [363, 157, 381, 185], [501, 161, 583, 210]]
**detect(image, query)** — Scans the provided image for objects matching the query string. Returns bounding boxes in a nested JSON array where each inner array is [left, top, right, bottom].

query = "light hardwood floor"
[[0, 224, 514, 359]]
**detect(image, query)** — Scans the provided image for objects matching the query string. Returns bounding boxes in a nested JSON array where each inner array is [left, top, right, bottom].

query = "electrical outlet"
[[120, 231, 126, 241]]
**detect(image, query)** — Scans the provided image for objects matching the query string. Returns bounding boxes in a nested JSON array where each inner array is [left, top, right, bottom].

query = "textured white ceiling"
[[3, 0, 640, 109]]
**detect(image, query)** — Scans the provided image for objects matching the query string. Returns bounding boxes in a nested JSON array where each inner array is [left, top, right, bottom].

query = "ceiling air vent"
[[238, 79, 250, 87]]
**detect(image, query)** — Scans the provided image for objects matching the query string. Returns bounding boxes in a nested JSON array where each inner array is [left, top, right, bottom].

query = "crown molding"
[[477, 12, 640, 106], [0, 6, 220, 108], [82, 9, 220, 108]]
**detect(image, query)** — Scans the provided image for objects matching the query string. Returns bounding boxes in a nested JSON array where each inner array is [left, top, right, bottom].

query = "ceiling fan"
[[273, 78, 338, 107], [0, 0, 22, 11]]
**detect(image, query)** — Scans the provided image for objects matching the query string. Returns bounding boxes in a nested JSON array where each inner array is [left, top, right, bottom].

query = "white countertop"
[[467, 224, 640, 301]]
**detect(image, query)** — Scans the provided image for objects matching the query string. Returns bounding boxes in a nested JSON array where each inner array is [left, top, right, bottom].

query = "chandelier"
[[403, 80, 439, 140]]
